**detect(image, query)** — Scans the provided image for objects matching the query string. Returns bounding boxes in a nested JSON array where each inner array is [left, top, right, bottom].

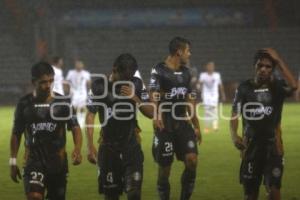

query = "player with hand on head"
[[10, 62, 82, 200], [149, 37, 201, 200], [230, 48, 297, 200], [85, 53, 153, 200]]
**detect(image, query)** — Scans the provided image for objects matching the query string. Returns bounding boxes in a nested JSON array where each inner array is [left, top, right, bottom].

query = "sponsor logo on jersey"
[[174, 72, 182, 75], [34, 104, 50, 108], [169, 87, 188, 97], [31, 122, 57, 134], [247, 106, 273, 116], [254, 88, 269, 93]]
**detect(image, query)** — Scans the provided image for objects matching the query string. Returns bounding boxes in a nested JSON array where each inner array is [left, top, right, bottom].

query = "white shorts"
[[72, 93, 87, 108], [202, 93, 219, 107]]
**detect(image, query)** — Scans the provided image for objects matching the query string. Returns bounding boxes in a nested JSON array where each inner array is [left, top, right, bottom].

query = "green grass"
[[0, 104, 300, 199]]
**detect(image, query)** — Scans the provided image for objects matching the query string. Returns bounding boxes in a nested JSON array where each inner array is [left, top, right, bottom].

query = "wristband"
[[9, 158, 17, 166]]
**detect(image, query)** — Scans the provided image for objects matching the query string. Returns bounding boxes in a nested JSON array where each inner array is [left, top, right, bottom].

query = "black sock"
[[105, 195, 119, 200], [180, 169, 196, 200], [157, 177, 170, 200]]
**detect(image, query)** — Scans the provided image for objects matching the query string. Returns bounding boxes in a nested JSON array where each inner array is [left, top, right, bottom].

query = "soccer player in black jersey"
[[230, 48, 297, 200], [85, 53, 153, 200], [10, 62, 83, 200], [149, 37, 201, 200]]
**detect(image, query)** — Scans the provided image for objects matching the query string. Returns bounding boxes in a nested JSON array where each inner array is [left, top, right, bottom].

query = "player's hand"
[[153, 119, 164, 131], [120, 85, 134, 98], [87, 144, 97, 165], [72, 147, 82, 166], [10, 165, 22, 183], [232, 135, 245, 150], [261, 48, 281, 63], [195, 128, 202, 145]]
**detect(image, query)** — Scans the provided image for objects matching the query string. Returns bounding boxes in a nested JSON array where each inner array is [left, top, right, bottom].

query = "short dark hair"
[[31, 62, 54, 81], [113, 53, 138, 80], [169, 37, 191, 56], [253, 50, 277, 67], [52, 56, 63, 65]]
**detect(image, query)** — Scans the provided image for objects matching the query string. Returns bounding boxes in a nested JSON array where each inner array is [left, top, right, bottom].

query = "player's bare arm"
[[86, 111, 97, 164], [230, 112, 245, 151], [71, 126, 83, 165], [120, 85, 154, 119], [9, 132, 22, 183], [186, 94, 202, 144]]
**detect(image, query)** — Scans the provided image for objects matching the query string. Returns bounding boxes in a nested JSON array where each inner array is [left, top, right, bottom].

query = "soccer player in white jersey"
[[51, 56, 65, 95], [66, 60, 91, 127], [198, 61, 226, 133]]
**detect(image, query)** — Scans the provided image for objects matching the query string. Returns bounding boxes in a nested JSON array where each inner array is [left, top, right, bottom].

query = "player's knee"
[[127, 188, 141, 200], [27, 192, 43, 200], [158, 166, 171, 178], [185, 154, 197, 170]]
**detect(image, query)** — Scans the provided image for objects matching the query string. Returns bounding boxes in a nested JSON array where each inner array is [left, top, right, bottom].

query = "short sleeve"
[[217, 73, 222, 85], [148, 66, 161, 92], [232, 84, 244, 114], [199, 73, 204, 82], [12, 101, 26, 135]]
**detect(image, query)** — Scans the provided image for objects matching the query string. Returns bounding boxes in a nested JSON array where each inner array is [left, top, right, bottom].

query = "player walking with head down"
[[86, 53, 153, 200], [230, 48, 297, 200], [149, 37, 201, 200], [10, 62, 82, 200]]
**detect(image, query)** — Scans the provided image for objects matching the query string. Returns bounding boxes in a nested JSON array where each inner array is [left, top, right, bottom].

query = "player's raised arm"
[[263, 48, 298, 91]]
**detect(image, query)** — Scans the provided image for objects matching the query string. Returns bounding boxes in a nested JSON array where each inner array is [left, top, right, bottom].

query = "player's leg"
[[152, 130, 174, 200], [98, 144, 123, 200], [264, 146, 284, 200], [157, 165, 172, 200], [175, 122, 198, 200], [212, 105, 219, 131], [240, 151, 264, 200], [23, 164, 45, 200], [46, 171, 67, 200], [124, 144, 144, 200]]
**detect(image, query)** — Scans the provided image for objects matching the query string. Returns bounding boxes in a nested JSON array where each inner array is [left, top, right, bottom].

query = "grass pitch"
[[0, 104, 299, 199]]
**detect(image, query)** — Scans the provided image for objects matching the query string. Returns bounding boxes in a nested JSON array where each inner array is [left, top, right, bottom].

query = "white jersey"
[[199, 72, 222, 106], [52, 65, 65, 95], [66, 69, 91, 97]]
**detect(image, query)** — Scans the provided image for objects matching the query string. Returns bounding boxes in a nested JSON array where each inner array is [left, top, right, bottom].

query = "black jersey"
[[232, 79, 293, 140], [12, 93, 78, 172], [149, 62, 193, 130], [87, 77, 145, 146]]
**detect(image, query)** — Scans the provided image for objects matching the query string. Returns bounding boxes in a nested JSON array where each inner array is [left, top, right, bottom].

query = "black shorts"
[[152, 121, 198, 167], [98, 143, 144, 196], [23, 160, 68, 200], [240, 140, 284, 195]]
